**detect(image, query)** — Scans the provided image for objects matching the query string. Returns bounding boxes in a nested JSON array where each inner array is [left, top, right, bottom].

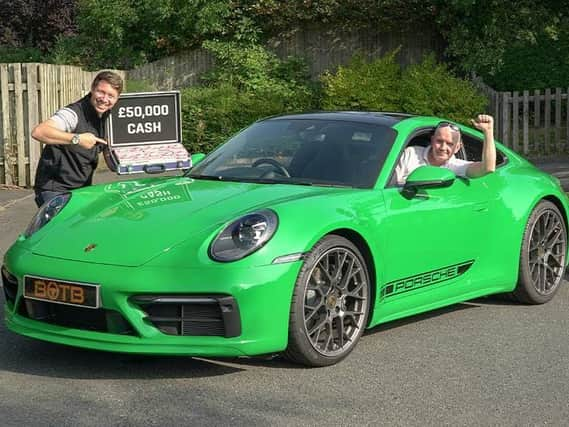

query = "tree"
[[248, 0, 435, 35], [53, 0, 240, 69], [434, 0, 568, 83], [0, 0, 76, 52]]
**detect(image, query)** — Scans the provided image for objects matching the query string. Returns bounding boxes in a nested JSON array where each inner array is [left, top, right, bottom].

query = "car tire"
[[284, 235, 370, 367], [513, 200, 567, 304]]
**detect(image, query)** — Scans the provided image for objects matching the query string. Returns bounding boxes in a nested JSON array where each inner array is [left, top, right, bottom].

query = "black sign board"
[[106, 91, 181, 146]]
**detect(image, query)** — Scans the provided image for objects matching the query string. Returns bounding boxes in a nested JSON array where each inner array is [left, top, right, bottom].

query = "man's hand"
[[32, 120, 108, 149], [466, 114, 496, 178], [471, 114, 494, 134], [77, 133, 107, 149]]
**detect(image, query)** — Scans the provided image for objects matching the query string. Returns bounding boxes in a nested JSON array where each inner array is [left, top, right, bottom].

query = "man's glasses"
[[436, 122, 460, 133]]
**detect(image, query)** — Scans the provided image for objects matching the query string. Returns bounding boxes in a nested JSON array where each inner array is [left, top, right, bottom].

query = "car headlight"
[[209, 209, 278, 262], [24, 193, 72, 237]]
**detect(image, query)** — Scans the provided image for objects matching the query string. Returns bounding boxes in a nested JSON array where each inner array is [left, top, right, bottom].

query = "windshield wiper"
[[289, 178, 353, 188], [187, 174, 353, 188], [188, 175, 287, 184], [187, 174, 225, 181]]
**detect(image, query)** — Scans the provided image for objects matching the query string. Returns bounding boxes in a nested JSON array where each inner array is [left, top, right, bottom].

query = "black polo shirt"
[[34, 94, 110, 192]]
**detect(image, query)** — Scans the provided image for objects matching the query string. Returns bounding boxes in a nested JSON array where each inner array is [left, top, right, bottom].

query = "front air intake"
[[131, 295, 241, 338]]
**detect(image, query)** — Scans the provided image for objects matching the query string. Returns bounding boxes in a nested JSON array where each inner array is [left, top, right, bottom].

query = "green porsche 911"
[[2, 112, 568, 367]]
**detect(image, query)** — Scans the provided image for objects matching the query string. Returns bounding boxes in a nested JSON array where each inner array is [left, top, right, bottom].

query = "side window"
[[386, 127, 507, 188], [386, 130, 433, 187]]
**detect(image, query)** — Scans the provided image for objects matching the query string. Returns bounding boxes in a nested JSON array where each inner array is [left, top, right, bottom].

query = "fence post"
[[27, 64, 40, 187], [534, 89, 541, 153], [0, 64, 12, 185], [491, 90, 500, 137], [14, 64, 26, 186], [512, 91, 519, 152], [501, 92, 510, 148]]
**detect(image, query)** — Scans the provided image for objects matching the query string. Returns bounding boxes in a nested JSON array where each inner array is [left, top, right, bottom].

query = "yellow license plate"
[[24, 275, 100, 309]]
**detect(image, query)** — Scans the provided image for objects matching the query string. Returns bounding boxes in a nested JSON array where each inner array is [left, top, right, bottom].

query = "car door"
[[370, 166, 500, 323]]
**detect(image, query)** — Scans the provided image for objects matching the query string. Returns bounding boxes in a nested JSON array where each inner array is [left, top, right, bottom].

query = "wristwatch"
[[71, 134, 80, 145]]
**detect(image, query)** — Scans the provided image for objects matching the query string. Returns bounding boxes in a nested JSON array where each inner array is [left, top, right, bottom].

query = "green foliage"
[[436, 0, 568, 90], [398, 55, 487, 124], [182, 81, 317, 154], [53, 0, 144, 69], [2, 0, 565, 93], [48, 34, 85, 66], [250, 0, 434, 35], [202, 41, 315, 109], [46, 0, 438, 70], [321, 51, 487, 125], [0, 0, 76, 53], [51, 0, 249, 69], [0, 46, 44, 63], [484, 29, 569, 91], [181, 42, 318, 154], [123, 79, 157, 93], [320, 50, 401, 111], [181, 83, 263, 154]]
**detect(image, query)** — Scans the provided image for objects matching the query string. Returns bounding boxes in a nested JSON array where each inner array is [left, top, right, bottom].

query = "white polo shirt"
[[394, 145, 472, 185]]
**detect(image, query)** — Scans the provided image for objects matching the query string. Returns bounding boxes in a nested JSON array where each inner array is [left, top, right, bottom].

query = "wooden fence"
[[128, 48, 214, 91], [0, 63, 124, 187], [475, 78, 569, 156], [269, 26, 444, 80]]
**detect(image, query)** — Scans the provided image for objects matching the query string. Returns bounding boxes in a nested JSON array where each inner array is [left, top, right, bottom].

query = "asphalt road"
[[1, 170, 569, 426]]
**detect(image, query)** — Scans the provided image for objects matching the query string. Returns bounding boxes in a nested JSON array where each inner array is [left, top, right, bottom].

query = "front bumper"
[[2, 245, 301, 357]]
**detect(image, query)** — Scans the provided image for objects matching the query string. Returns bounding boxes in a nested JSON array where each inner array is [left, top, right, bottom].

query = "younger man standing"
[[32, 70, 123, 207]]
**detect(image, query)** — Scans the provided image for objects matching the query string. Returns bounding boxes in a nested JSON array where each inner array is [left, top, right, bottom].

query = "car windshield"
[[188, 118, 396, 188]]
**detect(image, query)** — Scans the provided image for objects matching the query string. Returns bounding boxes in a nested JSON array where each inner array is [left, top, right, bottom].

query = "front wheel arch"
[[330, 229, 377, 325]]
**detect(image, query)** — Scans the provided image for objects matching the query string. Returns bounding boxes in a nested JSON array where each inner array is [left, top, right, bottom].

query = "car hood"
[[31, 176, 344, 266]]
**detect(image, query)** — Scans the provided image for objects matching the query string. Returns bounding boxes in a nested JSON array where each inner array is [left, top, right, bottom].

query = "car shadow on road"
[[0, 300, 252, 378], [0, 302, 304, 376], [0, 330, 250, 379], [363, 287, 550, 337], [363, 302, 479, 336]]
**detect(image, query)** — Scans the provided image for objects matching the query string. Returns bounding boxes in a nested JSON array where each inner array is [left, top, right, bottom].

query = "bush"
[[181, 81, 317, 155], [181, 42, 318, 154], [0, 46, 44, 63], [320, 50, 401, 111], [484, 32, 569, 91], [181, 83, 261, 154], [48, 35, 83, 66], [399, 55, 487, 124], [320, 50, 487, 125], [123, 79, 157, 93]]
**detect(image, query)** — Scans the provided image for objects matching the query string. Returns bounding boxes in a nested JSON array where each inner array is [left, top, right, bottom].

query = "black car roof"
[[262, 111, 414, 127]]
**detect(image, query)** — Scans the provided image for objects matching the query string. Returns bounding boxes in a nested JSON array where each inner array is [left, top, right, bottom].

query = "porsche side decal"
[[380, 260, 474, 299]]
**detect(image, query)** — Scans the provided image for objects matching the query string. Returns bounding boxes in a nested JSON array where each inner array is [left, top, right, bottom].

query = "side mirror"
[[190, 153, 206, 168], [403, 165, 455, 196]]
